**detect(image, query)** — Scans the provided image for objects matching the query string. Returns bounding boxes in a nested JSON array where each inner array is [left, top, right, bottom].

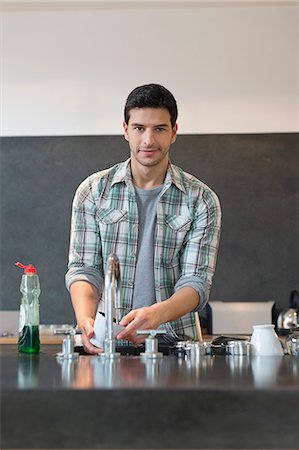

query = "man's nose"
[[143, 129, 155, 146]]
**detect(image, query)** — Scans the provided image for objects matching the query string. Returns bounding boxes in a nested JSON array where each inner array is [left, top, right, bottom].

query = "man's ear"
[[171, 123, 178, 144], [123, 121, 129, 142]]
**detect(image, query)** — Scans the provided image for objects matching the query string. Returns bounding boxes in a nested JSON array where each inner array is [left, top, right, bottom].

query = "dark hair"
[[124, 83, 178, 127]]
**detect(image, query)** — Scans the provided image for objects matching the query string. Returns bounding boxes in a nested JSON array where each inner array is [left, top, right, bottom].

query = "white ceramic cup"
[[90, 312, 125, 349], [250, 324, 284, 356]]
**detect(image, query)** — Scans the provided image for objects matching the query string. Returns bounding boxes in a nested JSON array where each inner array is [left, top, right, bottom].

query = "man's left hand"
[[117, 305, 161, 343]]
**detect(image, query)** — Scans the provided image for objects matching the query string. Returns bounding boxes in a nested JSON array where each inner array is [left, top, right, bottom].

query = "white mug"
[[90, 312, 125, 349], [250, 324, 284, 356]]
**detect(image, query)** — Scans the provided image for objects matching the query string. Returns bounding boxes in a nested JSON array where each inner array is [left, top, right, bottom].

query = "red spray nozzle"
[[15, 262, 37, 273]]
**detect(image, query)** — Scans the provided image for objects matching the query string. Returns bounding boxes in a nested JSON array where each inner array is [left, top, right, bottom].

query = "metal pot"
[[226, 340, 251, 356], [286, 327, 299, 356], [277, 290, 299, 335]]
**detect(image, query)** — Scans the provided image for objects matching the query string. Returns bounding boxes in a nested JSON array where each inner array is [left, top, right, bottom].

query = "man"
[[65, 83, 221, 354]]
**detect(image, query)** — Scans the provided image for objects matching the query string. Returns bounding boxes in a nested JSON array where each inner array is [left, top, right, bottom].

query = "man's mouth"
[[138, 148, 160, 153]]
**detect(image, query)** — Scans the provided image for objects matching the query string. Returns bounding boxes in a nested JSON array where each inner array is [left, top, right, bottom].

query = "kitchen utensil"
[[250, 324, 284, 356], [211, 335, 248, 355], [277, 290, 299, 335], [226, 340, 251, 356], [285, 327, 299, 356], [183, 341, 212, 358], [174, 341, 187, 358], [200, 341, 213, 355], [195, 312, 203, 342]]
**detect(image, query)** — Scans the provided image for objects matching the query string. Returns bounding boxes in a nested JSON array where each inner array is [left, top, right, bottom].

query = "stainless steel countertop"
[[1, 344, 298, 391], [2, 344, 299, 450]]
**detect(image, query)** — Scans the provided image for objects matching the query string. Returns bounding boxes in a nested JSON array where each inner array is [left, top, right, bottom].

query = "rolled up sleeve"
[[176, 188, 221, 310], [65, 176, 104, 293], [65, 266, 103, 293], [174, 275, 210, 312]]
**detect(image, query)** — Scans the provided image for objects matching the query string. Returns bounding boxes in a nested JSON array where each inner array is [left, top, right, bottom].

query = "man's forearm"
[[151, 286, 200, 324], [70, 281, 99, 329]]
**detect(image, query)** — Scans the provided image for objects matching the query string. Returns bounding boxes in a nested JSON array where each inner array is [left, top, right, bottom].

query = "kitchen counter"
[[1, 344, 299, 449]]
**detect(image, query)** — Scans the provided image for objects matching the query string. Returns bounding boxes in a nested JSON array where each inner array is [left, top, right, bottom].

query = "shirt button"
[[128, 280, 134, 287], [130, 251, 136, 257]]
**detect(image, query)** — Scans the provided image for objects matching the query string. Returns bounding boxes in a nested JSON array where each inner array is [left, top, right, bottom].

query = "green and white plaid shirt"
[[66, 158, 221, 340]]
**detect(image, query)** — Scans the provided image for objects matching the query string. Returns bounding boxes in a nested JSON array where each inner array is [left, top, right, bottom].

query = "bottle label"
[[19, 305, 25, 332]]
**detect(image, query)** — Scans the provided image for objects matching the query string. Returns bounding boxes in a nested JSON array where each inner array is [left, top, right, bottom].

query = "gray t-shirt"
[[132, 184, 204, 317], [132, 185, 163, 309]]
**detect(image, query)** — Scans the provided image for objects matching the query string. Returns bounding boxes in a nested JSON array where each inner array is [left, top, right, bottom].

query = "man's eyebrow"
[[130, 123, 170, 127]]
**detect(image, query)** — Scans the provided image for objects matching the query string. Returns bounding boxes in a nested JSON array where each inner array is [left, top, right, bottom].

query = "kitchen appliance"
[[285, 327, 299, 356], [277, 290, 299, 335], [207, 301, 274, 334]]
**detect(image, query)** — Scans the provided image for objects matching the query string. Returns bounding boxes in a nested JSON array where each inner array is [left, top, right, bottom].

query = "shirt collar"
[[111, 158, 132, 187], [111, 158, 186, 193], [164, 161, 186, 193]]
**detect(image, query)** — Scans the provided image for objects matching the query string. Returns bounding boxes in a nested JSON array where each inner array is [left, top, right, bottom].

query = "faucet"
[[101, 253, 122, 359]]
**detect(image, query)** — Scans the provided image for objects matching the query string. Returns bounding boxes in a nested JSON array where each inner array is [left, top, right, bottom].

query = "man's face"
[[123, 107, 177, 169]]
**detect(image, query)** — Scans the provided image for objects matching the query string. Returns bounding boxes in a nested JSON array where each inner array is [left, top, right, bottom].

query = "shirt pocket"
[[165, 214, 192, 233], [96, 208, 128, 224], [160, 214, 192, 267], [96, 208, 129, 256]]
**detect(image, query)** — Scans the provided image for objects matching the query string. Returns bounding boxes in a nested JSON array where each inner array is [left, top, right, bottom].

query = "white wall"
[[1, 1, 298, 136]]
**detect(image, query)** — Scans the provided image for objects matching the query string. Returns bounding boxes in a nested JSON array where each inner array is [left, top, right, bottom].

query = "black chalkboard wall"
[[1, 133, 298, 325]]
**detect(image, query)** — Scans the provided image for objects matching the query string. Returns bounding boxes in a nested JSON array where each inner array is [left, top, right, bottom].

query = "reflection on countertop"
[[1, 345, 296, 391]]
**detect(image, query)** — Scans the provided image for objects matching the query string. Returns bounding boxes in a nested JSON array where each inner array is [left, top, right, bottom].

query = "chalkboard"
[[1, 133, 298, 324]]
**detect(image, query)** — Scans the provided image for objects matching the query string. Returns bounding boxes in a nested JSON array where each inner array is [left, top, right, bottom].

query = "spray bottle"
[[16, 262, 40, 353]]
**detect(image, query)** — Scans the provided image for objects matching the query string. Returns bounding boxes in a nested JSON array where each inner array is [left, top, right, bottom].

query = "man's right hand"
[[80, 318, 103, 355], [70, 281, 102, 355]]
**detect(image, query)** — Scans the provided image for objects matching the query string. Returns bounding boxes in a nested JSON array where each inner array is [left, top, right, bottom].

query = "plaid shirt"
[[66, 159, 221, 340]]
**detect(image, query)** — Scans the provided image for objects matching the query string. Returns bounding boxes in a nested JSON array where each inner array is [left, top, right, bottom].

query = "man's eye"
[[156, 127, 166, 132], [134, 127, 144, 132]]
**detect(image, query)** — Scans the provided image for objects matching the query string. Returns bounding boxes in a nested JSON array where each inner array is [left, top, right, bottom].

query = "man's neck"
[[130, 159, 169, 190]]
